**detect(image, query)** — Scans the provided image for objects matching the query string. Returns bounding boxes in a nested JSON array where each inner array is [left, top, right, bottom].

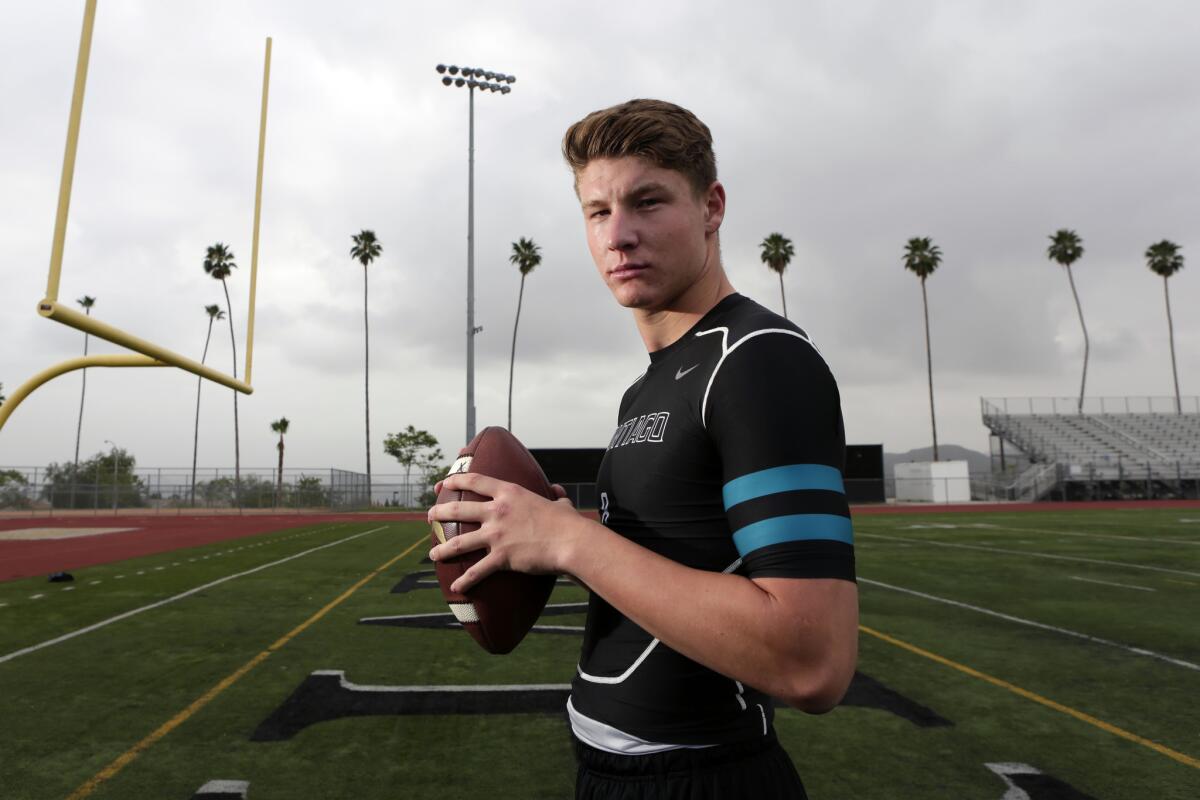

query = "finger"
[[440, 471, 508, 498], [550, 483, 568, 500], [428, 499, 489, 524], [433, 480, 445, 495], [450, 550, 506, 594], [429, 530, 488, 562]]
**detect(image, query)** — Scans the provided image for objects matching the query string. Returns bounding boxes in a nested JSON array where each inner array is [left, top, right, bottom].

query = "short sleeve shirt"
[[568, 293, 854, 751]]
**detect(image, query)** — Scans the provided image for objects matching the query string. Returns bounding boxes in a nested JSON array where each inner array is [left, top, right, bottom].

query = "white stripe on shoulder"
[[694, 326, 826, 427]]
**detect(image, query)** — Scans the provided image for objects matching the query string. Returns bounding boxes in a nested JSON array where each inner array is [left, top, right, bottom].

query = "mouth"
[[609, 263, 648, 281]]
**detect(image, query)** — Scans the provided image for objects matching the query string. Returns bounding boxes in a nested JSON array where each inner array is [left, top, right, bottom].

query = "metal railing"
[[982, 396, 1200, 416]]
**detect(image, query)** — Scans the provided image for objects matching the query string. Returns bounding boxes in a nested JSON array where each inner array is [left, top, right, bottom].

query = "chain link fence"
[[0, 466, 437, 515]]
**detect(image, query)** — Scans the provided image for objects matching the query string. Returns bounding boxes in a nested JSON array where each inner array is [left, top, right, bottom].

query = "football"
[[430, 426, 557, 654]]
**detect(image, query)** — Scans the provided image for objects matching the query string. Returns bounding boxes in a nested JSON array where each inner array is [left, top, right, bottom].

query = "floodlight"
[[449, 65, 459, 75], [436, 64, 447, 73], [484, 71, 494, 79], [442, 76, 452, 86], [455, 77, 464, 87]]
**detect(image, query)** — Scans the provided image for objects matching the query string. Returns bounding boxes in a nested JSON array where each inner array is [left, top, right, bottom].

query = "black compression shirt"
[[568, 293, 855, 750]]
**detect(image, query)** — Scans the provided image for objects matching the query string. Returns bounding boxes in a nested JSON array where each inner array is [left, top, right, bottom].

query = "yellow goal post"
[[0, 0, 272, 434]]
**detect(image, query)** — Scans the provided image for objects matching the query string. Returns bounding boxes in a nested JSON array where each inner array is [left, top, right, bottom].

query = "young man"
[[429, 99, 858, 798]]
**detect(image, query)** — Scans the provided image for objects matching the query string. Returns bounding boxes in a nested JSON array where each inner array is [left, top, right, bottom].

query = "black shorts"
[[573, 733, 808, 799]]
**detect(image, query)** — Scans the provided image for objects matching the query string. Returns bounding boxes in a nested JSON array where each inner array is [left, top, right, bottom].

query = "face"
[[577, 157, 725, 312]]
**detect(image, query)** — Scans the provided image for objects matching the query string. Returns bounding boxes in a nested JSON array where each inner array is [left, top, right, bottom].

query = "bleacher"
[[981, 397, 1200, 499]]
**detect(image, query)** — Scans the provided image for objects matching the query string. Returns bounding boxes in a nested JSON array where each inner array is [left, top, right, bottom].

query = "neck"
[[634, 259, 735, 352]]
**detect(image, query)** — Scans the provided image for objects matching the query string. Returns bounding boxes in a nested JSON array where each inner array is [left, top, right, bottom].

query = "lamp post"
[[103, 439, 118, 513], [435, 63, 515, 444]]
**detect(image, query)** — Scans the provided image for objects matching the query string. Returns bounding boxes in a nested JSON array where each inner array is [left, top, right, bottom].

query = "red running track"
[[3, 500, 1198, 582], [0, 513, 424, 582]]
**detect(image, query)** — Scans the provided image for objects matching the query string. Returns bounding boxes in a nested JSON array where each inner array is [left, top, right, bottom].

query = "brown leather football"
[[430, 426, 557, 654]]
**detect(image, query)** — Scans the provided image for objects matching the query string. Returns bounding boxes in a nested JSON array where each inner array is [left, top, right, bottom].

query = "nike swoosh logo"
[[675, 364, 700, 380]]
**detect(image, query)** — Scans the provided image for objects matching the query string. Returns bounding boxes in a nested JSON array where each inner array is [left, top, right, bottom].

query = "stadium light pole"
[[103, 438, 118, 512], [435, 63, 516, 444]]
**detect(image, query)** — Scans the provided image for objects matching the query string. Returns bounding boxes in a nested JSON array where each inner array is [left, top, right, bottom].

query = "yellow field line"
[[859, 625, 1200, 770], [66, 532, 427, 800]]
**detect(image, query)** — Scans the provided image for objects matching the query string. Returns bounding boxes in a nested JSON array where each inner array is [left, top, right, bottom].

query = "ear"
[[702, 181, 726, 234]]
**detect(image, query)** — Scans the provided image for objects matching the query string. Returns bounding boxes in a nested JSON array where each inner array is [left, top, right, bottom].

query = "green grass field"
[[1, 508, 1198, 799]]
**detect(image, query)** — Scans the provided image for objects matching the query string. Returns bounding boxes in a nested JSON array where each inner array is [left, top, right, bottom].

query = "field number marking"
[[1068, 575, 1154, 592], [861, 578, 1198, 671], [0, 526, 387, 666], [859, 532, 1200, 578], [860, 625, 1200, 771], [65, 532, 426, 800]]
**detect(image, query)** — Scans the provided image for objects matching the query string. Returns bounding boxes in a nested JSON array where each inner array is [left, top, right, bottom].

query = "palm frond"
[[1145, 239, 1184, 278], [509, 236, 543, 275], [350, 229, 383, 267], [902, 236, 942, 278], [1047, 229, 1084, 267], [758, 232, 794, 275]]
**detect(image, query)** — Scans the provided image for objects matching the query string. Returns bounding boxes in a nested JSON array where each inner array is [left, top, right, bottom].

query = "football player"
[[430, 99, 858, 799]]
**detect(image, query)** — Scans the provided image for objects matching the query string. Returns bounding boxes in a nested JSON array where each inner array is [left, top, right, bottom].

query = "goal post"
[[0, 0, 272, 436]]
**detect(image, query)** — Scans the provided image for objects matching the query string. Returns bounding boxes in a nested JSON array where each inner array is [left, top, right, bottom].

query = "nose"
[[607, 208, 637, 252]]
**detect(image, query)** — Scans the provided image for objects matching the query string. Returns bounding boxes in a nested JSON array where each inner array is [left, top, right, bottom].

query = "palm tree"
[[69, 295, 96, 507], [271, 417, 290, 507], [759, 233, 795, 319], [190, 304, 225, 506], [350, 230, 382, 502], [1145, 240, 1185, 413], [203, 242, 241, 507], [902, 237, 943, 462], [507, 237, 543, 432], [1047, 229, 1088, 413]]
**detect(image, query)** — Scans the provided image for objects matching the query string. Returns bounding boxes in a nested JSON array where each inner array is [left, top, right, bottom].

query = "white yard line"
[[861, 578, 1199, 672], [1068, 575, 1155, 592], [858, 533, 1200, 578], [0, 526, 389, 666], [984, 524, 1200, 546]]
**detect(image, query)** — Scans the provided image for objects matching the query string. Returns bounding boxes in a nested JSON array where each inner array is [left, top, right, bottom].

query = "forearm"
[[561, 514, 858, 710]]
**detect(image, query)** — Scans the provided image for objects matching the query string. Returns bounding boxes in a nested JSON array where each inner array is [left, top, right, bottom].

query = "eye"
[[638, 197, 660, 208], [589, 208, 610, 219]]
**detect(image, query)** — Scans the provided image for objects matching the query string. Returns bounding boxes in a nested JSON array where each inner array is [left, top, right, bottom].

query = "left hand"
[[427, 473, 580, 593]]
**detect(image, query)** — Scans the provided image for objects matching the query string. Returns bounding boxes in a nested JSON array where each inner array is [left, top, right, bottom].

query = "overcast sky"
[[1, 0, 1197, 478]]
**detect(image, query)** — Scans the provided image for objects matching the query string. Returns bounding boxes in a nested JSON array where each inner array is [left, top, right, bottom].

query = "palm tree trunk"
[[222, 279, 241, 508], [190, 319, 215, 507], [778, 271, 788, 320], [70, 316, 91, 509], [1066, 265, 1089, 414], [508, 274, 526, 432], [277, 436, 285, 507], [364, 264, 372, 505], [1164, 275, 1180, 414], [921, 277, 939, 462]]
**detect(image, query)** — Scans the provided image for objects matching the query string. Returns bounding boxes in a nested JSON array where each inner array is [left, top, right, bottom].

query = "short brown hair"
[[562, 99, 717, 196]]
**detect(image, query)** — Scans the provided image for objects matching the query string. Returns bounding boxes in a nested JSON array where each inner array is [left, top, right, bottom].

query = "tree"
[[69, 295, 96, 507], [383, 426, 440, 507], [902, 236, 943, 462], [759, 233, 795, 319], [508, 236, 543, 432], [43, 449, 145, 510], [0, 469, 30, 510], [1145, 240, 1186, 413], [271, 416, 290, 506], [350, 230, 382, 504], [1047, 229, 1088, 413], [203, 242, 241, 506], [190, 304, 225, 506]]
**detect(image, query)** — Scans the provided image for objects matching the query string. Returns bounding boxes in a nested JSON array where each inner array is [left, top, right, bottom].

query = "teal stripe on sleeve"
[[722, 464, 844, 509], [732, 514, 854, 556]]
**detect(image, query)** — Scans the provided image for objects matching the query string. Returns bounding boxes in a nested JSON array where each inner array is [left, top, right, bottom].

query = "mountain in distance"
[[883, 444, 992, 476]]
